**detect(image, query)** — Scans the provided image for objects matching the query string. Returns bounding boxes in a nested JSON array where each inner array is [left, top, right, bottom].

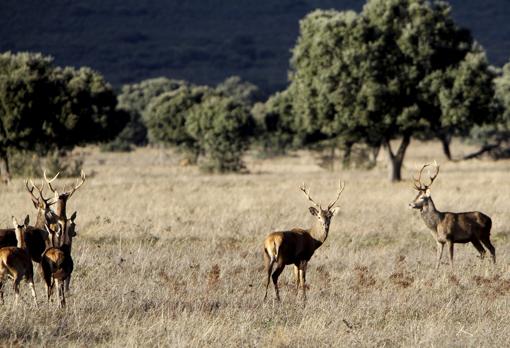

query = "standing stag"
[[409, 161, 495, 269], [44, 170, 84, 291], [0, 216, 38, 306], [263, 182, 345, 302]]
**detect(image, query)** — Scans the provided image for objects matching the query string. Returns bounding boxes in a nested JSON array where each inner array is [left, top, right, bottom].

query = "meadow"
[[0, 140, 509, 347]]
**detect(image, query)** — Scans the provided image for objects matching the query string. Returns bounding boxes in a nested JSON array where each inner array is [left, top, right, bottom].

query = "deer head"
[[12, 215, 30, 249], [409, 161, 440, 210], [300, 181, 344, 235], [25, 179, 58, 227], [44, 170, 86, 217]]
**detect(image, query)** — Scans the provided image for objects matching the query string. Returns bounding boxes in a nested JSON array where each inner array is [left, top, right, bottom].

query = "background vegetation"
[[2, 0, 510, 93]]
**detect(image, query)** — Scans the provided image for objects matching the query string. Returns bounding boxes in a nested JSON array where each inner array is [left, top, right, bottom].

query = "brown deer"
[[41, 212, 76, 308], [263, 182, 345, 302], [0, 180, 57, 263], [44, 170, 85, 223], [409, 161, 495, 269], [44, 170, 84, 291], [0, 216, 38, 306]]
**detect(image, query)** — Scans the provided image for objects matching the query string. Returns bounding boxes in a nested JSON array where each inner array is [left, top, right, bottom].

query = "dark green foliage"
[[2, 0, 508, 93], [143, 85, 212, 160], [252, 90, 298, 156], [288, 0, 497, 180], [0, 51, 126, 180], [216, 76, 260, 105], [186, 95, 254, 172]]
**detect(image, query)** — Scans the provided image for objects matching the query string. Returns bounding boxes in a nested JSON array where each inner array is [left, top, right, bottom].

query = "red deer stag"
[[263, 181, 345, 302], [44, 170, 84, 291], [41, 212, 76, 308], [0, 216, 38, 306], [409, 161, 495, 269]]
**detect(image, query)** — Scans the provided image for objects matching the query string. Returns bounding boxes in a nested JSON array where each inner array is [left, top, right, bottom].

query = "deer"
[[0, 179, 58, 263], [41, 212, 76, 308], [409, 161, 495, 269], [44, 170, 84, 291], [263, 181, 345, 303], [0, 216, 38, 306]]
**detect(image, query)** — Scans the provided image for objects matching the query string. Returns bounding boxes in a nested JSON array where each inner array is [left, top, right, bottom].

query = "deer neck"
[[309, 220, 328, 245], [54, 200, 66, 219], [35, 209, 47, 229], [15, 228, 26, 249], [420, 197, 443, 231]]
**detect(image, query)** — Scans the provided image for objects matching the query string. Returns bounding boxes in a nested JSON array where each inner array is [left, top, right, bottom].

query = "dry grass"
[[0, 140, 509, 347]]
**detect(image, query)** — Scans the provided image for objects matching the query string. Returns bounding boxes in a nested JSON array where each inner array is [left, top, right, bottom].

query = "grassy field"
[[0, 140, 508, 346]]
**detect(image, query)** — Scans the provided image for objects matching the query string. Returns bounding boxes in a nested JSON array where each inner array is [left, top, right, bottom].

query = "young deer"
[[41, 212, 76, 308], [409, 162, 495, 269], [0, 216, 38, 306], [263, 182, 345, 302]]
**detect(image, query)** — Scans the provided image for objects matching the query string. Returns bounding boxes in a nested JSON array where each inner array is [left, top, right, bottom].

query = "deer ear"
[[24, 215, 30, 226], [425, 189, 431, 197], [70, 211, 77, 221], [309, 207, 319, 216], [31, 199, 38, 209], [12, 216, 18, 227], [330, 207, 341, 216]]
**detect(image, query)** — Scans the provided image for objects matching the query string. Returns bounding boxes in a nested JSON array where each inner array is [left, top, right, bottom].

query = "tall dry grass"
[[0, 140, 508, 346]]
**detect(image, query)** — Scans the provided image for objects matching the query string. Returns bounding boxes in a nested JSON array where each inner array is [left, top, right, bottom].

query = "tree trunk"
[[342, 141, 353, 167], [0, 151, 10, 184], [384, 135, 411, 182], [438, 133, 452, 161]]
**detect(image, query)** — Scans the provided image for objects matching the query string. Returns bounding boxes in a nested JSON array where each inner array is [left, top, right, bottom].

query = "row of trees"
[[3, 0, 510, 180]]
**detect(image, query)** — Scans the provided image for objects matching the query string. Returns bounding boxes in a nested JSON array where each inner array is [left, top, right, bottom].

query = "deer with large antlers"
[[44, 170, 84, 291], [409, 161, 495, 269], [263, 182, 345, 303]]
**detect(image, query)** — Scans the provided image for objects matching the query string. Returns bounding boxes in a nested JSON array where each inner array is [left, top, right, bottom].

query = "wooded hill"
[[1, 0, 509, 93]]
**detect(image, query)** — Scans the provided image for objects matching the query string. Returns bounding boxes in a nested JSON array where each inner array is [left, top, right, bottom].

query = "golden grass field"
[[0, 140, 509, 347]]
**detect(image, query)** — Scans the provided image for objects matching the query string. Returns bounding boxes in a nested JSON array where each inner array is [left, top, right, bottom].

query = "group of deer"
[[0, 170, 85, 308], [263, 161, 496, 303]]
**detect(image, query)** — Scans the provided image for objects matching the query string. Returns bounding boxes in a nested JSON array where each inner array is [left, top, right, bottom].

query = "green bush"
[[186, 95, 254, 172]]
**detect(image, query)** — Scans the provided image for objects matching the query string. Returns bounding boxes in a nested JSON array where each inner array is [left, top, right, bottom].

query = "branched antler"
[[413, 161, 440, 191], [43, 170, 60, 194], [328, 181, 345, 210], [300, 183, 321, 209]]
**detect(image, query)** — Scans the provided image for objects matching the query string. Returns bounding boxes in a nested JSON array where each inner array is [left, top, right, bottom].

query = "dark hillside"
[[1, 0, 509, 93]]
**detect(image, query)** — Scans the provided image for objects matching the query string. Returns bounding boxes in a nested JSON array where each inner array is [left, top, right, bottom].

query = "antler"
[[25, 179, 39, 203], [43, 170, 60, 194], [67, 170, 86, 198], [413, 161, 440, 191], [328, 181, 345, 210], [300, 183, 321, 209]]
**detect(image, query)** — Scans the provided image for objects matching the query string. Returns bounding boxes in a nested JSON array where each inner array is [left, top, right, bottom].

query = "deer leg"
[[293, 265, 300, 294], [65, 276, 71, 292], [271, 263, 285, 302], [447, 241, 454, 269], [59, 280, 66, 308], [13, 275, 21, 305], [436, 242, 444, 270], [480, 238, 496, 264], [471, 238, 486, 259], [299, 261, 307, 304], [0, 277, 4, 305], [263, 252, 274, 301], [28, 278, 38, 308]]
